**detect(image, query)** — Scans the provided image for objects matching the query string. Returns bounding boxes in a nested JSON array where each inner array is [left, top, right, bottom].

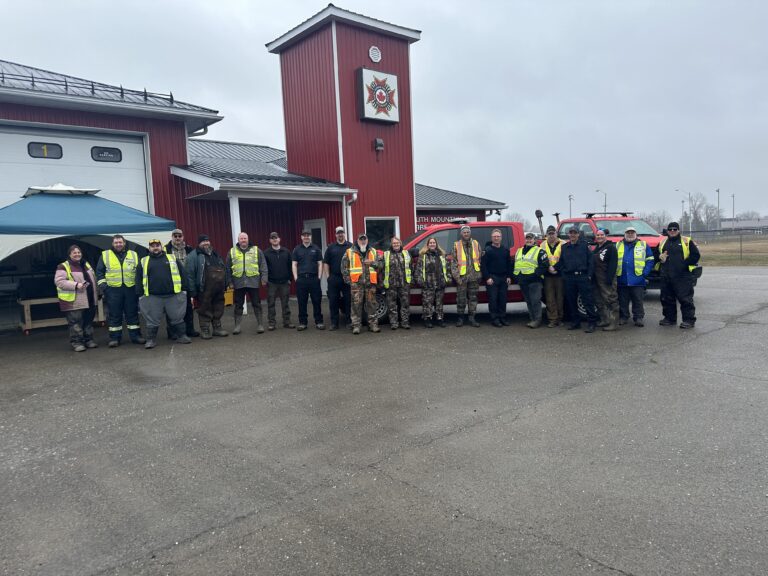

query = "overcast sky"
[[2, 0, 767, 225]]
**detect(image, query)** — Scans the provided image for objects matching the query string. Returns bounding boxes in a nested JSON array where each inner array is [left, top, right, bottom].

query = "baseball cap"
[[525, 232, 535, 238], [568, 227, 580, 234], [269, 232, 279, 239], [301, 230, 311, 236], [625, 226, 637, 233], [197, 234, 209, 243], [171, 228, 183, 236], [335, 226, 345, 233], [546, 225, 556, 233], [148, 239, 162, 245]]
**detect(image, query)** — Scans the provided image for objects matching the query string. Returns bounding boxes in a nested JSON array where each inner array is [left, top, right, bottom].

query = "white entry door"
[[303, 218, 327, 292]]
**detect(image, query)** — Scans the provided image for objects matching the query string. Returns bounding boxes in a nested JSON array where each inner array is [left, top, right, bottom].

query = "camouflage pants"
[[456, 279, 479, 315], [350, 284, 378, 329], [386, 285, 410, 327], [421, 287, 445, 320]]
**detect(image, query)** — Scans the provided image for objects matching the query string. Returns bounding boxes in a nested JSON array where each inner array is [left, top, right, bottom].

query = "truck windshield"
[[597, 220, 659, 236]]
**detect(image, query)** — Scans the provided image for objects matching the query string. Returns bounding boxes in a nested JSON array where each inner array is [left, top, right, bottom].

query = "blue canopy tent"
[[0, 184, 176, 261]]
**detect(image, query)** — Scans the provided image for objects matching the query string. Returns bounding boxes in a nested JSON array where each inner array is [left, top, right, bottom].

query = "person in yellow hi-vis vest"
[[655, 221, 700, 329], [135, 239, 191, 349], [341, 233, 381, 335], [54, 244, 99, 352], [227, 232, 268, 335], [450, 225, 482, 327], [96, 234, 145, 347], [382, 236, 413, 330]]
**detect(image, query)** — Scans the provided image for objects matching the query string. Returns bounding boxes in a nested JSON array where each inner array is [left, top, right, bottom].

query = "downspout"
[[346, 192, 358, 238]]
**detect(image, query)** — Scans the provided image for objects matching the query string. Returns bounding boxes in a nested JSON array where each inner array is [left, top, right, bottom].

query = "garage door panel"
[[0, 128, 149, 212]]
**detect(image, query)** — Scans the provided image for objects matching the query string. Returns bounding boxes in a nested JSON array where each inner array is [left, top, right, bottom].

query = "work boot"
[[679, 321, 695, 329], [634, 319, 645, 327], [144, 327, 157, 349], [352, 326, 361, 335], [391, 323, 398, 330], [175, 335, 192, 344], [469, 315, 480, 327], [500, 318, 511, 326], [212, 323, 228, 337], [567, 323, 581, 330], [369, 323, 380, 333], [596, 320, 609, 328], [200, 324, 212, 339], [492, 319, 502, 327], [402, 323, 410, 330], [424, 319, 433, 329], [84, 341, 98, 349], [437, 318, 446, 328], [108, 339, 120, 348], [584, 323, 596, 333], [456, 316, 464, 327], [284, 322, 296, 329], [268, 324, 276, 331], [73, 344, 86, 352], [131, 335, 146, 345], [232, 316, 242, 335], [602, 320, 617, 331], [618, 318, 628, 326], [257, 324, 265, 334], [659, 318, 675, 326]]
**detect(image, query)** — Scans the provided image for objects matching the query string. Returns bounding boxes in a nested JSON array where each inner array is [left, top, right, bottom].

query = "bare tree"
[[737, 210, 761, 220], [502, 211, 533, 231], [636, 210, 672, 232]]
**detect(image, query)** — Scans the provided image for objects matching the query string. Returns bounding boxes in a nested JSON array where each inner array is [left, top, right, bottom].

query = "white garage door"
[[0, 126, 150, 211]]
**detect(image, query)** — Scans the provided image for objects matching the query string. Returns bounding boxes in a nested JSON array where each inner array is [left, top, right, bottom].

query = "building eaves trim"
[[416, 204, 509, 210], [266, 4, 421, 53], [170, 166, 221, 191], [0, 88, 223, 128]]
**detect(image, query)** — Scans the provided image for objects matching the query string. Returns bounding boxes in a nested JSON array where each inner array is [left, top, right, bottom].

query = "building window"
[[365, 217, 400, 250], [91, 146, 122, 162], [28, 142, 63, 159]]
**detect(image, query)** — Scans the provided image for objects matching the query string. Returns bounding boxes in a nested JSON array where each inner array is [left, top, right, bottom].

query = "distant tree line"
[[639, 193, 763, 232]]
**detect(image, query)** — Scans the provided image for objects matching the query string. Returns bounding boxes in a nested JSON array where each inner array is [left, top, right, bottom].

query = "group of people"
[[53, 221, 700, 351]]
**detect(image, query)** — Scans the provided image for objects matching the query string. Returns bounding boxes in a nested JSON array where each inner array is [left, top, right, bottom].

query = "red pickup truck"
[[372, 220, 526, 319]]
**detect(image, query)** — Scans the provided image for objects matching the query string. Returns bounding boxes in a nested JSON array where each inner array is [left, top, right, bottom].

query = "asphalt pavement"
[[2, 267, 767, 575]]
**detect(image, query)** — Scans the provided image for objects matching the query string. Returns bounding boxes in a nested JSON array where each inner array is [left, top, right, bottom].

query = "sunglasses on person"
[[668, 227, 679, 232], [172, 233, 183, 237]]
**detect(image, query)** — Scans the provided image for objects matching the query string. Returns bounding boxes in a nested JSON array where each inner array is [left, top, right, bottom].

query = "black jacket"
[[135, 251, 188, 296], [264, 246, 293, 284], [481, 244, 512, 279], [557, 239, 595, 277], [655, 235, 700, 278], [592, 241, 618, 284]]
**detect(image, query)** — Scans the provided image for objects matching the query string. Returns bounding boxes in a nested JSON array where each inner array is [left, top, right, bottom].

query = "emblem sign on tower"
[[358, 68, 399, 123]]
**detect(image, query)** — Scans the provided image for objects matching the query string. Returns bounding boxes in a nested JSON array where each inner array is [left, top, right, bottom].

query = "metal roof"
[[188, 139, 287, 163], [0, 59, 222, 132], [184, 139, 507, 208], [415, 183, 507, 210], [267, 4, 421, 53]]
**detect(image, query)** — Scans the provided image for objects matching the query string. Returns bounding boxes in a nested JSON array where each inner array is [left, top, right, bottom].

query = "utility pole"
[[568, 194, 574, 218], [732, 194, 735, 230], [716, 188, 720, 230]]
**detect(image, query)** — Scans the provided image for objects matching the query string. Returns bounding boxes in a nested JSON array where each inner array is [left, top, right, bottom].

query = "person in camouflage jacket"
[[382, 237, 413, 330], [341, 233, 381, 334], [415, 237, 449, 328]]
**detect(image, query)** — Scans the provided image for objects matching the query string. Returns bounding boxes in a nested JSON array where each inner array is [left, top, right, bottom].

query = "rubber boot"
[[602, 311, 618, 331], [212, 321, 228, 337], [144, 327, 157, 349], [456, 316, 464, 327], [232, 316, 242, 335], [200, 323, 212, 340]]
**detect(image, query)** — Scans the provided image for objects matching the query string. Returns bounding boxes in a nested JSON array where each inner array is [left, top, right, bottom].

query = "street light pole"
[[681, 198, 685, 229], [716, 188, 720, 230], [596, 189, 606, 213], [568, 194, 574, 218], [732, 194, 735, 230], [688, 191, 693, 235]]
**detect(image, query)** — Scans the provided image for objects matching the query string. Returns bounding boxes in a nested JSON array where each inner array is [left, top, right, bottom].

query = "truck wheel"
[[576, 293, 587, 317], [374, 292, 389, 321]]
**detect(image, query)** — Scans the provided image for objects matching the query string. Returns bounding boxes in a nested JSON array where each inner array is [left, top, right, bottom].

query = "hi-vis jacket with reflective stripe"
[[514, 245, 543, 276], [383, 250, 412, 288], [140, 254, 182, 296], [57, 260, 93, 302], [345, 247, 378, 284], [656, 236, 697, 273], [99, 249, 138, 287], [541, 240, 564, 265], [229, 245, 260, 278], [616, 240, 653, 277], [453, 239, 481, 276]]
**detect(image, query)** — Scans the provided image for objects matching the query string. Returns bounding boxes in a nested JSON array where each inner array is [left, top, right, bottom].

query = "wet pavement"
[[1, 267, 767, 575]]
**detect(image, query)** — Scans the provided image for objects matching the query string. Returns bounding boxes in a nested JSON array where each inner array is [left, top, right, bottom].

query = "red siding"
[[0, 103, 233, 252], [335, 23, 416, 240], [280, 26, 341, 183], [238, 199, 343, 249]]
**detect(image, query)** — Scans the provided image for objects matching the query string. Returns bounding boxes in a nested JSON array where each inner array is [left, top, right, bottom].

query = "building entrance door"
[[303, 218, 327, 292]]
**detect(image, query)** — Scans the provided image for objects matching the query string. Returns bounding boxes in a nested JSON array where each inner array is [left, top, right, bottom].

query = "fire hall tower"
[[267, 4, 421, 243]]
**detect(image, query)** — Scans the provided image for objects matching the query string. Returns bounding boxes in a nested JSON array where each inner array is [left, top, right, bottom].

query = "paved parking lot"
[[2, 267, 767, 575]]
